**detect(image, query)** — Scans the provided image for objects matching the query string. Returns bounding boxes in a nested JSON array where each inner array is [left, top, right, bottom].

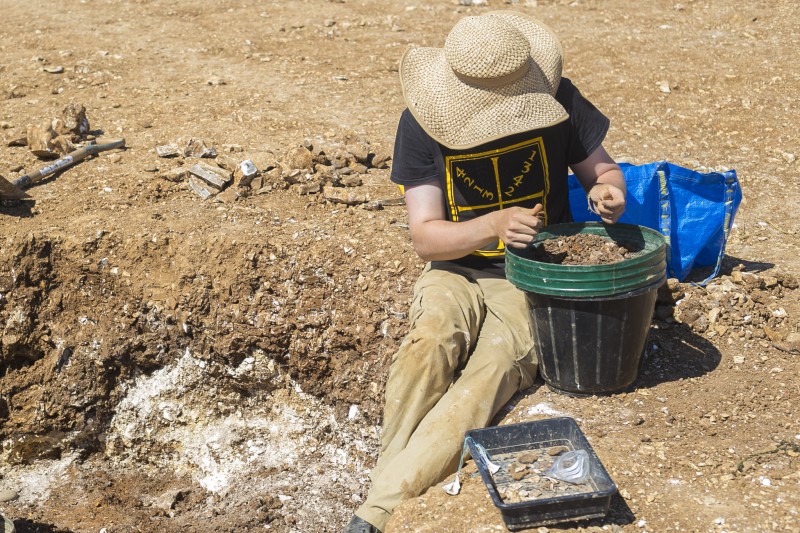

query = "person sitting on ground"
[[344, 10, 626, 533]]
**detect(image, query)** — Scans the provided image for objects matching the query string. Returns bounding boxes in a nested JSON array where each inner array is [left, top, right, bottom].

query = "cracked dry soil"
[[1, 1, 799, 532]]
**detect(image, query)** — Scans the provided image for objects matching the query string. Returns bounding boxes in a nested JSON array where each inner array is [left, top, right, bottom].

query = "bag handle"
[[656, 162, 674, 278], [657, 162, 737, 285], [706, 171, 738, 283]]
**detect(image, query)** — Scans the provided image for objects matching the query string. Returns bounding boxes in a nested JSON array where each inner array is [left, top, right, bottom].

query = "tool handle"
[[14, 138, 126, 189]]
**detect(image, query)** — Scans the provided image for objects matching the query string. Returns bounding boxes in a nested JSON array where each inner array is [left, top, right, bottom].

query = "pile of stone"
[[656, 267, 799, 353], [156, 136, 393, 205], [6, 101, 91, 159]]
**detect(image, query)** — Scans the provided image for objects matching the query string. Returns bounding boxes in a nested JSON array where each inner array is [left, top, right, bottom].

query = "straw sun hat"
[[400, 11, 568, 150]]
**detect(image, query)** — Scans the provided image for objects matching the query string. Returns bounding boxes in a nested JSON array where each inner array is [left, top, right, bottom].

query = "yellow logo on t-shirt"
[[444, 137, 550, 257]]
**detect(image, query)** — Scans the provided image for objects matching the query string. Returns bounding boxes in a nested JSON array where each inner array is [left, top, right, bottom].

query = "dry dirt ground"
[[1, 0, 799, 532]]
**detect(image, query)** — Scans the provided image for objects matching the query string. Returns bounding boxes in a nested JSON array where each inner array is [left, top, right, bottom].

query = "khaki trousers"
[[355, 262, 538, 530]]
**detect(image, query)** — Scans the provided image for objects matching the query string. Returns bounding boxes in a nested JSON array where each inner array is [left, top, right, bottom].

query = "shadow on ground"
[[12, 520, 72, 533]]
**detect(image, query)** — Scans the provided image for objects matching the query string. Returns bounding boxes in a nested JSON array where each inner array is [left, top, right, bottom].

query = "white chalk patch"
[[348, 404, 360, 420], [0, 455, 75, 504], [105, 347, 381, 507], [526, 402, 567, 417]]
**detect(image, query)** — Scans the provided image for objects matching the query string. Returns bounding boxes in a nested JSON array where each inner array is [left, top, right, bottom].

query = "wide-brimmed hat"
[[400, 11, 568, 150]]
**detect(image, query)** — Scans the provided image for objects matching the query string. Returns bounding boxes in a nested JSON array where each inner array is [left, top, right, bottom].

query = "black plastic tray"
[[466, 417, 617, 530]]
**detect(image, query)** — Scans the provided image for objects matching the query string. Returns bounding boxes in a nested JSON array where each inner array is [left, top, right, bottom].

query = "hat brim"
[[400, 11, 569, 150]]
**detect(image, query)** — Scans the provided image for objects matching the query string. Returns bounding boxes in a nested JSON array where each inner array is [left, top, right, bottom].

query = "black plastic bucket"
[[506, 223, 667, 395]]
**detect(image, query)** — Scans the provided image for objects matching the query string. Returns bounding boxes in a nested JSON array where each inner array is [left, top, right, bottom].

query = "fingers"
[[594, 201, 625, 223], [502, 206, 544, 248], [590, 185, 626, 223]]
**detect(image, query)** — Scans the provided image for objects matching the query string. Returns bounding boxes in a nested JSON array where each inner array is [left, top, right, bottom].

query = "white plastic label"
[[40, 156, 74, 176]]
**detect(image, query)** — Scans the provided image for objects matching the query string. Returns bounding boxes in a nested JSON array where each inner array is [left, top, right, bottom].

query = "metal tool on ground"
[[0, 138, 126, 200]]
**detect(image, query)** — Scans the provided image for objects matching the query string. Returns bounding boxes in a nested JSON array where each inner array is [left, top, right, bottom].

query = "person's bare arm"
[[571, 145, 626, 224], [404, 183, 544, 261]]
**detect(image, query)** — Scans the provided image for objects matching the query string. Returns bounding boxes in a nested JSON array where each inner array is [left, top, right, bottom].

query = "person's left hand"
[[588, 183, 626, 223]]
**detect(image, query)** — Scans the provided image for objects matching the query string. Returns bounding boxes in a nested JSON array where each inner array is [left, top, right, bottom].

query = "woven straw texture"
[[400, 11, 568, 150]]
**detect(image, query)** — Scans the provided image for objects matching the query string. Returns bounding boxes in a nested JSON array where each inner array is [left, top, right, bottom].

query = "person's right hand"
[[489, 204, 544, 249], [588, 183, 626, 223]]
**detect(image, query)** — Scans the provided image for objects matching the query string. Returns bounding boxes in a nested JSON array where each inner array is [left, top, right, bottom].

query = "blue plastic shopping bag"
[[568, 161, 742, 283]]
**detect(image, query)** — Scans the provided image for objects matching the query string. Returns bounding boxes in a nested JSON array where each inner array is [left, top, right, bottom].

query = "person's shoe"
[[1, 512, 15, 533], [343, 515, 381, 533]]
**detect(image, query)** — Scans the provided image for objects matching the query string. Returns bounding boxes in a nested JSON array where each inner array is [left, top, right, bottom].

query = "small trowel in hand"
[[0, 138, 125, 200]]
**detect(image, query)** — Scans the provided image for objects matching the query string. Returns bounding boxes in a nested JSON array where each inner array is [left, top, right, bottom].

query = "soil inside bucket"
[[528, 233, 644, 266]]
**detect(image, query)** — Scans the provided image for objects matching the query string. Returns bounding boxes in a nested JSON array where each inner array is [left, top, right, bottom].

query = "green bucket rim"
[[505, 222, 667, 298]]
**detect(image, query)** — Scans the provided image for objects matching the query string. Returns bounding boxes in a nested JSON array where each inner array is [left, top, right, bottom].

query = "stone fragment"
[[775, 332, 800, 354], [282, 145, 314, 171], [547, 445, 569, 456], [296, 181, 321, 195], [517, 452, 539, 464], [26, 121, 58, 158], [762, 276, 778, 289], [362, 201, 383, 211], [61, 102, 90, 137], [510, 464, 529, 481], [260, 167, 281, 189], [322, 185, 367, 205], [249, 175, 264, 191], [215, 186, 242, 203], [51, 134, 76, 155], [734, 272, 761, 289], [247, 151, 278, 172], [283, 169, 304, 185], [214, 154, 240, 173], [158, 166, 190, 182], [363, 197, 404, 210], [188, 176, 214, 199], [341, 175, 363, 187], [156, 144, 181, 158], [183, 138, 217, 158], [142, 488, 188, 511], [188, 162, 232, 190], [371, 151, 391, 169], [777, 271, 797, 289], [346, 142, 371, 164], [762, 326, 785, 343], [43, 65, 65, 74]]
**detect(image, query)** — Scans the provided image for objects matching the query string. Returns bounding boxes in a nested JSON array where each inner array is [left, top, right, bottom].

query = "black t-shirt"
[[390, 77, 610, 275]]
